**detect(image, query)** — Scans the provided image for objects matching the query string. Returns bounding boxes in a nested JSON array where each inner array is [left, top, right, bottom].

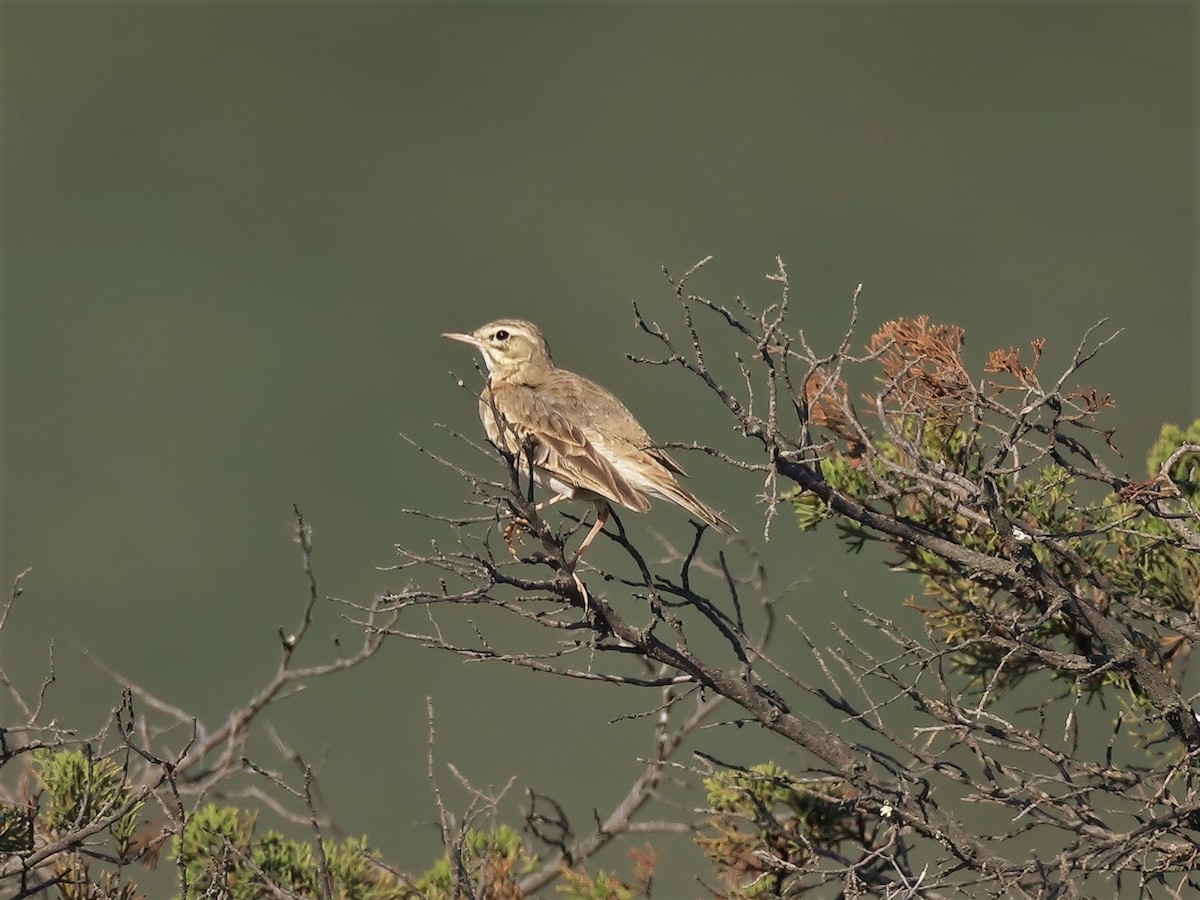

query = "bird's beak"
[[442, 331, 482, 349]]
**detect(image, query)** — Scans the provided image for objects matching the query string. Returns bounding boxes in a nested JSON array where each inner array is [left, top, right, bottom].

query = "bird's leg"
[[536, 494, 570, 513], [565, 502, 611, 616], [571, 502, 610, 565], [506, 488, 602, 614]]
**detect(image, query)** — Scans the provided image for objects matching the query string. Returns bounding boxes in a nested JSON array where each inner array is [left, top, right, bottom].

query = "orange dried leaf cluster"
[[984, 338, 1045, 391], [628, 844, 661, 887], [1117, 475, 1174, 503], [868, 317, 972, 426], [558, 846, 658, 899], [1065, 385, 1116, 416], [804, 372, 866, 461], [805, 371, 851, 432]]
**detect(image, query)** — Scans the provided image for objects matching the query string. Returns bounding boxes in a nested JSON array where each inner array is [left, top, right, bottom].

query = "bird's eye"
[[494, 330, 509, 341]]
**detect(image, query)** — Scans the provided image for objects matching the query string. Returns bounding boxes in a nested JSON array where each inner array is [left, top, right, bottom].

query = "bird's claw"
[[571, 568, 590, 617], [502, 519, 527, 559]]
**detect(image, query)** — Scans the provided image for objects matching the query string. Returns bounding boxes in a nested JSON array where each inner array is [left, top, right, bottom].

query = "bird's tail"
[[657, 482, 736, 534]]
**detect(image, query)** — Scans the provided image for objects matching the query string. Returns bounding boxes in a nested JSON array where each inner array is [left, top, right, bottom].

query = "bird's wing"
[[560, 376, 735, 531], [479, 384, 651, 513], [558, 372, 691, 478], [644, 447, 689, 478]]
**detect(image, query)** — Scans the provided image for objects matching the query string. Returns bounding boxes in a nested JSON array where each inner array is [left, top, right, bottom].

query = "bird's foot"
[[571, 568, 590, 617], [502, 518, 527, 559], [560, 551, 590, 616]]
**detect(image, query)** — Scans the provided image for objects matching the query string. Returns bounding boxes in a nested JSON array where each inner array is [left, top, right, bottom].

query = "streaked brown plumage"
[[443, 319, 733, 558]]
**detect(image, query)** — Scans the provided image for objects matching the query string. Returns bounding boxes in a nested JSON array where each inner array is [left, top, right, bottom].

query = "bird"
[[443, 319, 734, 564]]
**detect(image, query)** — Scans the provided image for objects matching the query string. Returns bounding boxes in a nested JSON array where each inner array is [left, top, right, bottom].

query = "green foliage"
[[560, 869, 626, 900], [33, 748, 142, 858], [1148, 420, 1200, 498], [20, 749, 147, 898], [788, 486, 829, 532], [255, 832, 319, 896], [328, 835, 406, 900], [176, 803, 257, 898], [19, 754, 537, 900], [556, 866, 636, 900], [0, 801, 34, 853], [176, 803, 404, 900], [697, 763, 858, 897], [795, 420, 1200, 714], [409, 823, 534, 898]]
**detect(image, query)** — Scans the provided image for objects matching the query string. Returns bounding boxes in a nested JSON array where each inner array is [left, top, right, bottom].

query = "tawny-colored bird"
[[443, 319, 734, 561]]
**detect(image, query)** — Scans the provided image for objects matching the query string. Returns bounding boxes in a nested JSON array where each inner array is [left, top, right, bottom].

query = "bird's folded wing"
[[479, 386, 651, 512], [645, 447, 688, 478]]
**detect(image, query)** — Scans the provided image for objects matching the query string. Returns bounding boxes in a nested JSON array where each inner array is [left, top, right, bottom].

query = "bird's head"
[[442, 319, 553, 381]]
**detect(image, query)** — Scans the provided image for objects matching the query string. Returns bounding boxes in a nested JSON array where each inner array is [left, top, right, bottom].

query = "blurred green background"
[[3, 2, 1193, 893]]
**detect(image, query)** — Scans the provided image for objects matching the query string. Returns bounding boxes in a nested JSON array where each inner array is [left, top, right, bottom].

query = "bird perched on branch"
[[443, 319, 734, 564]]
